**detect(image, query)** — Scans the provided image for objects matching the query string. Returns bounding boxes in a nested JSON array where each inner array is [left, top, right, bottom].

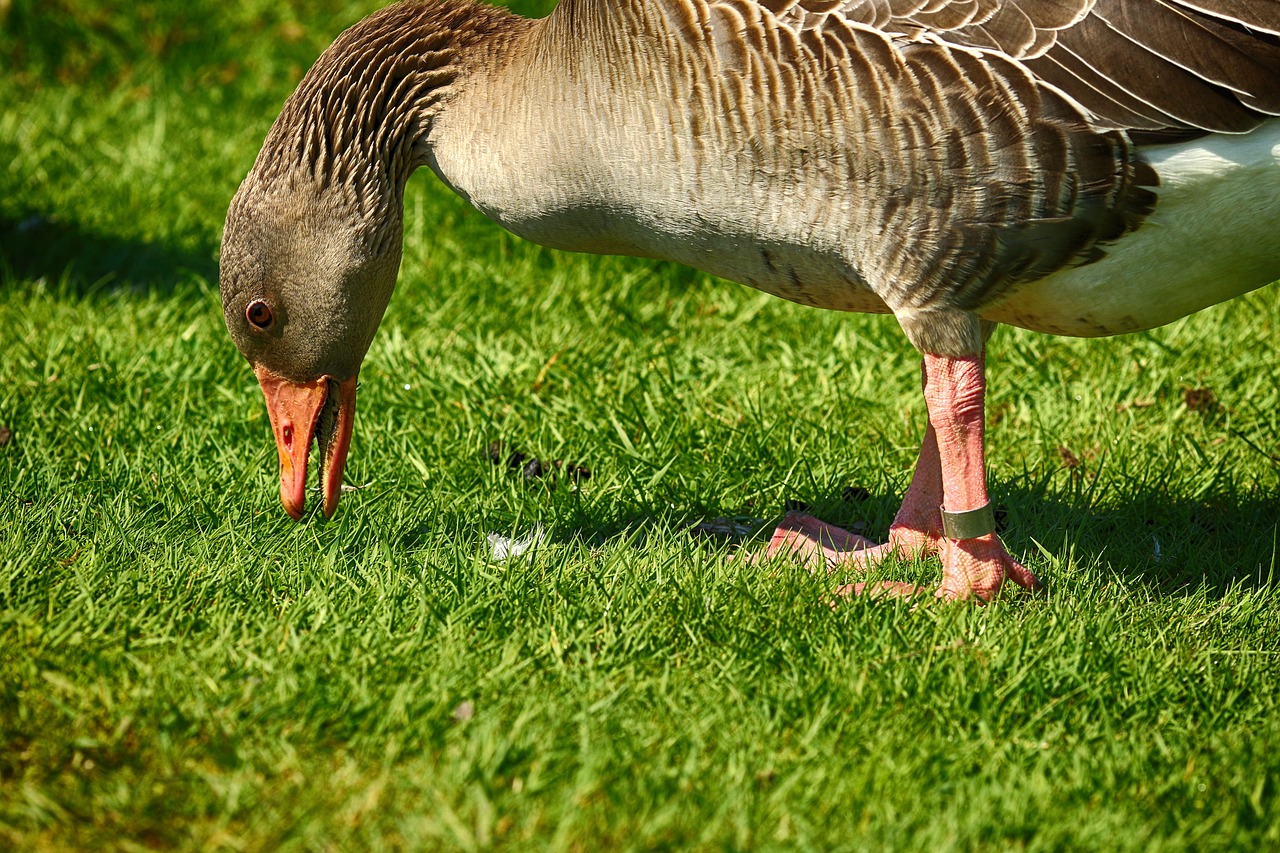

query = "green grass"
[[3, 1, 1280, 849]]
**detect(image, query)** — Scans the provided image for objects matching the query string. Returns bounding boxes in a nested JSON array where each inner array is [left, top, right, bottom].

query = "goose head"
[[218, 0, 528, 519], [220, 175, 404, 519]]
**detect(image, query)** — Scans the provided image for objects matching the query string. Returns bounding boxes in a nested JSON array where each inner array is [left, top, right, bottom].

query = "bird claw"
[[935, 533, 1043, 602]]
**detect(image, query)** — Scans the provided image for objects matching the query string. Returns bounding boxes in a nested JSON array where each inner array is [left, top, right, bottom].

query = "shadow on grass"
[[777, 488, 1278, 597], [0, 211, 217, 297], [393, 477, 1280, 600], [1075, 490, 1280, 595]]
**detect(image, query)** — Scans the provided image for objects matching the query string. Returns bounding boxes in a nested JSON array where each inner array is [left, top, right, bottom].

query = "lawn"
[[2, 1, 1279, 850]]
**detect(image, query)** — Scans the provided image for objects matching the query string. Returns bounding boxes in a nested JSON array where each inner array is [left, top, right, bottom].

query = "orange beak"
[[253, 366, 358, 520]]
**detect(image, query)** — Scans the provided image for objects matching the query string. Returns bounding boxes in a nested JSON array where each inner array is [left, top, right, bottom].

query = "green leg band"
[[940, 501, 996, 540]]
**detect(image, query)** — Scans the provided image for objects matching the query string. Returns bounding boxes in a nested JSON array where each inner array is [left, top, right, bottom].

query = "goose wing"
[[766, 0, 1280, 133]]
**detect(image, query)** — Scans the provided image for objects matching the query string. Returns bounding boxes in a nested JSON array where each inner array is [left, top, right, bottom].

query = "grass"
[[3, 1, 1280, 849]]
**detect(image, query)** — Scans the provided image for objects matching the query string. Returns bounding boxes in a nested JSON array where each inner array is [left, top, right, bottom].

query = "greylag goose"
[[219, 0, 1280, 600]]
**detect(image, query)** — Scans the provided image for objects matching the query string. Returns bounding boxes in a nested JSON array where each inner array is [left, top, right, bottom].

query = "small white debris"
[[310, 481, 374, 493], [452, 700, 474, 722], [1152, 535, 1163, 562], [488, 524, 546, 562]]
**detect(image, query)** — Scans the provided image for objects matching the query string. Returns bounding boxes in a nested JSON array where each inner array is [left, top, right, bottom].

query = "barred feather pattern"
[[762, 0, 1280, 133], [229, 0, 1280, 355], [240, 1, 532, 249], [516, 0, 1168, 351], [533, 0, 1277, 350]]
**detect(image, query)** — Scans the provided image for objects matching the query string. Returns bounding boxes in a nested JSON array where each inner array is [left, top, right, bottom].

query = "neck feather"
[[250, 1, 534, 221]]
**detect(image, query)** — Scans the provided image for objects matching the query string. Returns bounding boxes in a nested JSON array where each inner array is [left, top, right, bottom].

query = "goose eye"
[[246, 300, 274, 330]]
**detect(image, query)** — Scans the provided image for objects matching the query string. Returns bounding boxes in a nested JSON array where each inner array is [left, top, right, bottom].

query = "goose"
[[219, 0, 1280, 601]]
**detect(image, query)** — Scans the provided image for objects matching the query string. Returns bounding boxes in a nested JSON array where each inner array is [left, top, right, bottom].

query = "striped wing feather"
[[770, 0, 1280, 132]]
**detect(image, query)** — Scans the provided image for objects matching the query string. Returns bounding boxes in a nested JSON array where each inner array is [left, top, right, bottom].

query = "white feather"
[[986, 120, 1280, 337]]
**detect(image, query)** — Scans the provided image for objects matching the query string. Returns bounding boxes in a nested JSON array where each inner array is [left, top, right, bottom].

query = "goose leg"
[[922, 353, 1041, 599], [880, 417, 946, 554], [838, 353, 1041, 601], [754, 388, 943, 575], [756, 353, 1041, 602], [756, 355, 946, 571], [759, 420, 943, 571]]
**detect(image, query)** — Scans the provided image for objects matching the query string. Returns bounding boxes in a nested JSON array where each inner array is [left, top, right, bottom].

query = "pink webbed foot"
[[751, 511, 878, 571], [830, 531, 1043, 603], [752, 511, 935, 571], [934, 533, 1042, 601], [751, 425, 947, 573], [753, 511, 1042, 603], [752, 346, 1049, 604]]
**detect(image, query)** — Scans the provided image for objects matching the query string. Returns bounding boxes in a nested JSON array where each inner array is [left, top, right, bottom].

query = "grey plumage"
[[219, 0, 1280, 529], [223, 1, 1280, 358]]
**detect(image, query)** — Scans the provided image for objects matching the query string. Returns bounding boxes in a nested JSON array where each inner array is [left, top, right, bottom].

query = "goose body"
[[220, 0, 1280, 599], [434, 59, 1280, 336]]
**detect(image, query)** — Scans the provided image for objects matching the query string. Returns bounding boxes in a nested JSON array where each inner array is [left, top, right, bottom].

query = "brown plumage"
[[220, 0, 1280, 599]]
